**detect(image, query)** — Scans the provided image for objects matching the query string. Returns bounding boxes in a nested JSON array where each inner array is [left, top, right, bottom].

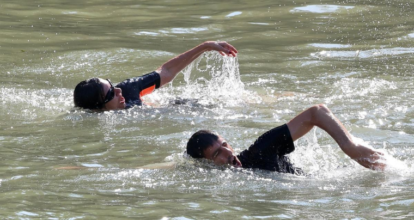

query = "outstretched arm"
[[286, 104, 386, 171], [156, 41, 238, 87]]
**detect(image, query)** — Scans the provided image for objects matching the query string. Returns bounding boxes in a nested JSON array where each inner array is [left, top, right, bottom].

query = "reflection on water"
[[311, 47, 414, 59], [135, 27, 210, 36], [226, 11, 242, 18], [1, 0, 414, 219], [290, 5, 354, 13], [309, 43, 352, 49]]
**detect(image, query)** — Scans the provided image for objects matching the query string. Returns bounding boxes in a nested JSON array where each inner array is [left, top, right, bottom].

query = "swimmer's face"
[[203, 136, 242, 168], [99, 78, 126, 110]]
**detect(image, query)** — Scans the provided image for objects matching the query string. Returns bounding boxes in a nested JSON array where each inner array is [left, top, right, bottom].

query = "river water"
[[1, 0, 414, 219]]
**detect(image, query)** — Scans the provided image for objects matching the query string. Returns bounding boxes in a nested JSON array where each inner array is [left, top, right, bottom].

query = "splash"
[[141, 51, 261, 109], [289, 128, 413, 179], [177, 51, 257, 107], [289, 128, 348, 178], [0, 87, 73, 121], [382, 154, 411, 174], [351, 135, 410, 175]]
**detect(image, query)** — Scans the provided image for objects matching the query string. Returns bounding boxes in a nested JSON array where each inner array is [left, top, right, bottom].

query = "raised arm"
[[286, 104, 387, 171], [156, 41, 238, 87]]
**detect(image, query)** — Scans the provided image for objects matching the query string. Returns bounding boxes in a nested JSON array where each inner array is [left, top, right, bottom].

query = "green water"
[[1, 0, 414, 219]]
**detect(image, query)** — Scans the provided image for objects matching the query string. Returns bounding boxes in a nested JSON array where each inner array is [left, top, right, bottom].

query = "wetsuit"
[[237, 124, 304, 175], [115, 71, 161, 109]]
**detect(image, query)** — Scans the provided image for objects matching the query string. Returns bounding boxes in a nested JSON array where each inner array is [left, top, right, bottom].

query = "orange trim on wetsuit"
[[115, 71, 161, 108], [139, 84, 156, 97]]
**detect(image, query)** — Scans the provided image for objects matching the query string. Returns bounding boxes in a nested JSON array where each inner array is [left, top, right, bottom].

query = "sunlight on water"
[[290, 5, 354, 13], [226, 11, 242, 18], [134, 27, 209, 36], [310, 47, 414, 60], [308, 43, 352, 49], [331, 78, 397, 98], [0, 87, 72, 118], [2, 0, 414, 218]]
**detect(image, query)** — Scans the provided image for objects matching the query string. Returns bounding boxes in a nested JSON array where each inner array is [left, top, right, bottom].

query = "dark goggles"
[[103, 79, 115, 103], [96, 79, 115, 109]]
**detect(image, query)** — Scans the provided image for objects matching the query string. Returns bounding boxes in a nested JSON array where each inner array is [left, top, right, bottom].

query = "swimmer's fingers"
[[218, 51, 235, 57], [207, 41, 238, 57], [217, 41, 238, 56], [217, 41, 238, 53], [228, 50, 237, 57], [355, 152, 387, 171]]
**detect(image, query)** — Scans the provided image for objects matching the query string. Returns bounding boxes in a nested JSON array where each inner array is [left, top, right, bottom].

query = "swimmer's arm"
[[156, 41, 238, 87]]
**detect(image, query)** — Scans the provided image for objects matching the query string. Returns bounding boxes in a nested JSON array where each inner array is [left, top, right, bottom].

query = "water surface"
[[1, 0, 414, 219]]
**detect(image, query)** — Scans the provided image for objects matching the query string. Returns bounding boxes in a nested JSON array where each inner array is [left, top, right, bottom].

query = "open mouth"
[[231, 156, 242, 167], [119, 96, 125, 103]]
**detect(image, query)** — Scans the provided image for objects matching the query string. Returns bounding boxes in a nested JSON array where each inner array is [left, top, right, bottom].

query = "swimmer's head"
[[186, 130, 242, 167], [74, 78, 104, 110], [74, 78, 125, 110], [186, 130, 219, 158]]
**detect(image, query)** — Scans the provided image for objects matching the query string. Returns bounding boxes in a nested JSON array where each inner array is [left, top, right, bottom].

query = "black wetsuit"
[[115, 71, 161, 109], [237, 124, 304, 175]]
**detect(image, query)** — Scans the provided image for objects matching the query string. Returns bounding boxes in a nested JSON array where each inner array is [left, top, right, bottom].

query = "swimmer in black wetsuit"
[[186, 104, 387, 174], [73, 41, 238, 111]]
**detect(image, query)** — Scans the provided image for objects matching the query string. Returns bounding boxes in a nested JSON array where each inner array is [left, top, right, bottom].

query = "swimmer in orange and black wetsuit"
[[73, 41, 238, 111]]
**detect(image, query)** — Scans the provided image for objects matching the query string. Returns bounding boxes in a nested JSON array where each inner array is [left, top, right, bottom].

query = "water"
[[1, 0, 414, 218]]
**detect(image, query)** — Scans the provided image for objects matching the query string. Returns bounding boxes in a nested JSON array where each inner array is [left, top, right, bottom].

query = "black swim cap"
[[73, 78, 105, 109]]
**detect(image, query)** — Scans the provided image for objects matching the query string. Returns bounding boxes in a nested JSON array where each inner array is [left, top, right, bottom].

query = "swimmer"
[[73, 41, 238, 110], [186, 104, 387, 174]]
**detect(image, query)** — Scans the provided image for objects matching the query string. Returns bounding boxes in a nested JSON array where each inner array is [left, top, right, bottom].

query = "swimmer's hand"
[[204, 41, 238, 57], [352, 145, 387, 171]]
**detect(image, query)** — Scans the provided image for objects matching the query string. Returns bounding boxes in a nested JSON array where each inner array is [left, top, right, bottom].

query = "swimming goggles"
[[96, 79, 115, 109]]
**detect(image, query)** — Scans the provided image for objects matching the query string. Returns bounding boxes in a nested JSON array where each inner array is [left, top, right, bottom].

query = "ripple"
[[226, 11, 242, 18], [311, 47, 414, 59], [134, 31, 159, 36], [62, 11, 78, 15], [16, 211, 39, 217], [390, 199, 414, 206], [81, 163, 104, 168], [167, 27, 209, 34], [309, 43, 352, 49], [134, 27, 209, 36], [248, 22, 269, 26], [290, 5, 354, 13]]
